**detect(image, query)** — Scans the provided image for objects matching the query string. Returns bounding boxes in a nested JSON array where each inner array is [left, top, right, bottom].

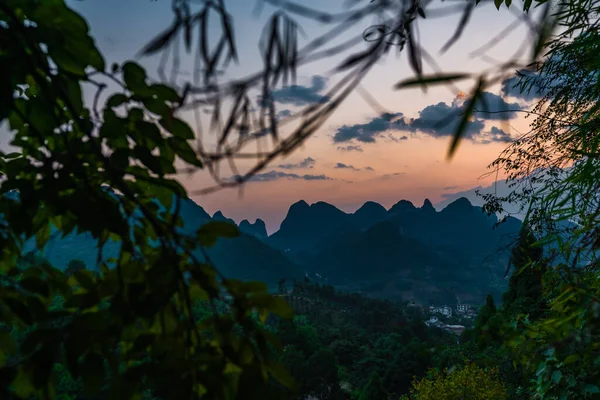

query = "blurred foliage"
[[0, 1, 294, 399], [399, 362, 508, 400]]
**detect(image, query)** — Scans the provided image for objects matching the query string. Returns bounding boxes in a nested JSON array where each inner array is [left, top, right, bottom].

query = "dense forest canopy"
[[0, 0, 599, 399]]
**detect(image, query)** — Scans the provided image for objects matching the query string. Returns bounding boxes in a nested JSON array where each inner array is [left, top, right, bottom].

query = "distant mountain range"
[[22, 194, 522, 305]]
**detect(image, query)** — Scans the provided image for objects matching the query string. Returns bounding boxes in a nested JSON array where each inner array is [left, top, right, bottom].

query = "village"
[[424, 304, 479, 336]]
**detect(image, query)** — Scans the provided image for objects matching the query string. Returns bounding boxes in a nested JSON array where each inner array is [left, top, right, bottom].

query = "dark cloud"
[[410, 102, 485, 137], [334, 162, 374, 172], [226, 170, 333, 183], [335, 162, 359, 171], [471, 92, 523, 120], [337, 145, 363, 152], [380, 172, 405, 180], [332, 91, 523, 145], [475, 126, 513, 144], [443, 185, 459, 190], [333, 112, 413, 143], [277, 157, 316, 170], [261, 76, 330, 107]]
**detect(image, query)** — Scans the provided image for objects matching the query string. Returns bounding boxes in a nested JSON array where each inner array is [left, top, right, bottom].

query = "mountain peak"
[[239, 218, 268, 239], [213, 211, 227, 220], [352, 201, 388, 230], [444, 197, 473, 211], [421, 198, 435, 212], [290, 200, 310, 211], [388, 200, 416, 215], [357, 201, 386, 212]]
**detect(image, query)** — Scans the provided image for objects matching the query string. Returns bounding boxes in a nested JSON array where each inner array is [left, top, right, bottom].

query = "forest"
[[1, 0, 599, 399]]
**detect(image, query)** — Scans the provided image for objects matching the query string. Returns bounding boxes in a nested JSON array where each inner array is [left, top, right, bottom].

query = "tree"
[[400, 362, 508, 400], [502, 227, 547, 321], [479, 3, 600, 397], [0, 1, 294, 399], [358, 371, 388, 400]]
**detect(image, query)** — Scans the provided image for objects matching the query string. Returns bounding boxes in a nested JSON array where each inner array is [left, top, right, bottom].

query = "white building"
[[430, 305, 453, 318]]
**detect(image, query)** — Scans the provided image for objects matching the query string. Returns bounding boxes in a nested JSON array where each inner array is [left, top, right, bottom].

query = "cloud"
[[337, 145, 364, 152], [260, 76, 330, 107], [333, 112, 413, 143], [409, 102, 485, 137], [443, 185, 459, 191], [334, 162, 374, 172], [226, 170, 333, 183], [474, 126, 513, 144], [277, 157, 316, 170], [471, 92, 523, 120], [379, 172, 405, 180], [332, 91, 523, 145]]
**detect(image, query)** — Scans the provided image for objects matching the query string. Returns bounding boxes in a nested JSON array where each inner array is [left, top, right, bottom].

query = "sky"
[[5, 0, 545, 233]]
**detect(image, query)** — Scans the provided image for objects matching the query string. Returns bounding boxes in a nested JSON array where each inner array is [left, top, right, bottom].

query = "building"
[[429, 305, 453, 318], [456, 304, 478, 319]]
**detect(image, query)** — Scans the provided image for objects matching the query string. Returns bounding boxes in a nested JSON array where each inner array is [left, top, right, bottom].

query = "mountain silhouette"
[[239, 218, 268, 240], [352, 201, 389, 230], [268, 200, 354, 252]]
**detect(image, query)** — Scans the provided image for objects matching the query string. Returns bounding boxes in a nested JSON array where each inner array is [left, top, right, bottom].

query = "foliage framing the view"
[[1, 0, 598, 399], [0, 1, 294, 399]]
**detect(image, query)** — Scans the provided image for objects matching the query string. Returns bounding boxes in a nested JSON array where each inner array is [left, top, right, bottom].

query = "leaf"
[[563, 354, 580, 365], [167, 137, 203, 167], [494, 0, 504, 10], [122, 62, 149, 95], [551, 370, 562, 384], [107, 93, 128, 108], [447, 77, 484, 159], [395, 73, 471, 89], [160, 117, 195, 140], [417, 7, 426, 18], [140, 21, 181, 56], [3, 152, 22, 160]]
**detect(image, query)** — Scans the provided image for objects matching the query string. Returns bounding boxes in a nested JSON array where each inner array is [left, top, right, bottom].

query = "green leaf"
[[167, 137, 203, 167], [494, 0, 504, 10], [107, 93, 129, 108], [134, 146, 164, 175], [151, 84, 180, 103], [551, 370, 562, 384], [160, 117, 195, 140], [3, 152, 22, 160], [563, 354, 580, 365], [394, 73, 471, 89], [123, 62, 150, 95], [35, 222, 51, 249]]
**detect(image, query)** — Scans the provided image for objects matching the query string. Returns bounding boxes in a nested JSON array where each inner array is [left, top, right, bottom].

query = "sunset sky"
[[4, 0, 544, 233]]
